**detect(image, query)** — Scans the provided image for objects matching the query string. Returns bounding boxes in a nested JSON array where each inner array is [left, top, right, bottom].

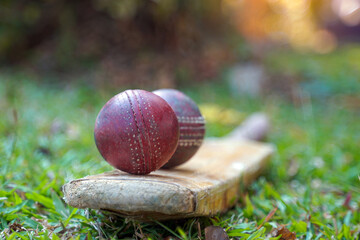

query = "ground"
[[0, 46, 360, 239]]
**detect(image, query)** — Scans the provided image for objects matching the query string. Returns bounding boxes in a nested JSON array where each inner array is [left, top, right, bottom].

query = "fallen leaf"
[[271, 226, 296, 240], [197, 221, 202, 238], [258, 206, 278, 229], [9, 222, 26, 232], [343, 192, 352, 210], [37, 146, 52, 156], [205, 226, 229, 240]]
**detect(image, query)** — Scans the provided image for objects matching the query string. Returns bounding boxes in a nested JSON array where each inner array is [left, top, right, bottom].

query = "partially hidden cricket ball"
[[153, 89, 205, 168], [94, 89, 179, 175]]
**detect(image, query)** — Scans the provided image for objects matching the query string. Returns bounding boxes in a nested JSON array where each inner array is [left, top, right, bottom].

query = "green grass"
[[1, 46, 360, 239]]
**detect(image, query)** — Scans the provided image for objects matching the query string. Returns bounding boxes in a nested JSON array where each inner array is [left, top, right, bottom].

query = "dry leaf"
[[205, 226, 229, 240], [8, 222, 26, 232], [343, 192, 352, 210], [271, 226, 296, 240], [257, 206, 278, 229]]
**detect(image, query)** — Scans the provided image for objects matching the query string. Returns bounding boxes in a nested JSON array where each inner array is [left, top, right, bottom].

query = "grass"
[[1, 45, 360, 239]]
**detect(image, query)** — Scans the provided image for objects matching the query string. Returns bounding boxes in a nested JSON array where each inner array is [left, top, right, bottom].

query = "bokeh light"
[[223, 0, 360, 53], [332, 0, 360, 26]]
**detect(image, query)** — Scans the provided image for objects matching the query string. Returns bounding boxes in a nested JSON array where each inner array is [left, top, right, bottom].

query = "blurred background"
[[1, 0, 360, 89]]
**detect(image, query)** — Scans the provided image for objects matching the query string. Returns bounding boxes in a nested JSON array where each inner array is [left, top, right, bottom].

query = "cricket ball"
[[153, 89, 205, 168], [94, 89, 179, 175]]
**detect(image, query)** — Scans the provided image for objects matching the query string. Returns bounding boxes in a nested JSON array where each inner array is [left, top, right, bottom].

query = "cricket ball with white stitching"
[[153, 89, 205, 168], [94, 89, 179, 175]]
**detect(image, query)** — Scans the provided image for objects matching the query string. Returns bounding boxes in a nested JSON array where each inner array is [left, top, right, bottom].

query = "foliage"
[[0, 46, 360, 239], [0, 0, 233, 89], [0, 0, 225, 65]]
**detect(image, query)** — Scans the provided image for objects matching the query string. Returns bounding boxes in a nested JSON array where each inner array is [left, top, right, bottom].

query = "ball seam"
[[125, 90, 146, 174]]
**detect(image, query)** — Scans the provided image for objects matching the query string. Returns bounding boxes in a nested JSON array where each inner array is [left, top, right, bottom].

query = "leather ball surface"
[[153, 89, 205, 168], [94, 89, 179, 174]]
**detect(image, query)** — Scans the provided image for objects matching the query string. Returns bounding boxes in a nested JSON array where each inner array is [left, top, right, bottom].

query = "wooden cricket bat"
[[62, 139, 273, 220]]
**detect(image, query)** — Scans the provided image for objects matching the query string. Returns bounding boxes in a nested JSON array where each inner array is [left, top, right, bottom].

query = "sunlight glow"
[[222, 0, 341, 53]]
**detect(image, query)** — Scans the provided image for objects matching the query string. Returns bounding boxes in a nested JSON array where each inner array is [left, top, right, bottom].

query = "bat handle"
[[224, 113, 270, 141]]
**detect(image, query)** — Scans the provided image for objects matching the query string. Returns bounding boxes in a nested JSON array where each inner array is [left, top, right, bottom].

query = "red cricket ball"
[[153, 89, 205, 168], [94, 89, 179, 174]]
